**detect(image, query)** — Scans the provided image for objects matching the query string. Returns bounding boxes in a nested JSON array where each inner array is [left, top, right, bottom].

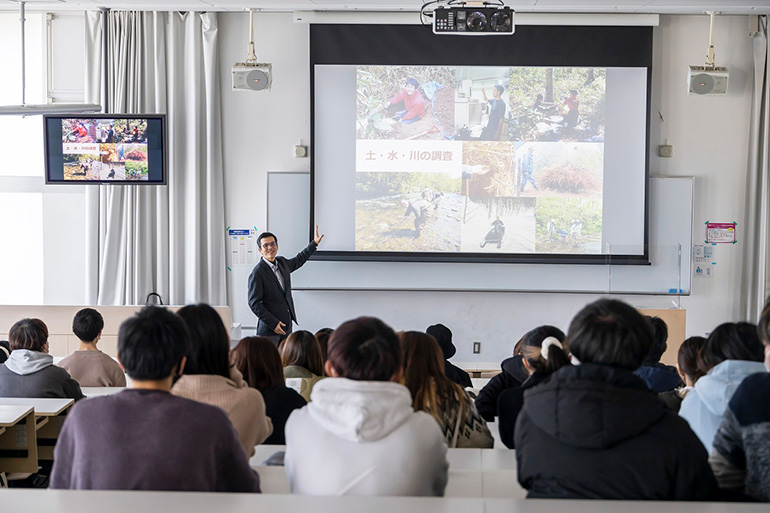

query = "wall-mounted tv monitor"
[[44, 114, 166, 185]]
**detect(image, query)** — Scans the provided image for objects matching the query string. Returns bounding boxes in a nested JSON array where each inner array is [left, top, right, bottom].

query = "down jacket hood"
[[693, 359, 766, 416], [522, 363, 667, 450], [307, 378, 414, 443], [501, 355, 529, 384], [4, 349, 53, 375]]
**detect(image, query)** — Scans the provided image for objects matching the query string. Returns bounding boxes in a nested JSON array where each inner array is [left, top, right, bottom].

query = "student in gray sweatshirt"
[[0, 318, 83, 400], [50, 306, 261, 492]]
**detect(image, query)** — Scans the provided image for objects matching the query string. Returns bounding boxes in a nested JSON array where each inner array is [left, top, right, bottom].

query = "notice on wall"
[[705, 222, 737, 244], [229, 229, 257, 267], [693, 244, 715, 279]]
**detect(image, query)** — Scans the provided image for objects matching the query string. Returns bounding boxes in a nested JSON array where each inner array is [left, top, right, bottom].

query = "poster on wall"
[[229, 228, 257, 266], [705, 222, 737, 244]]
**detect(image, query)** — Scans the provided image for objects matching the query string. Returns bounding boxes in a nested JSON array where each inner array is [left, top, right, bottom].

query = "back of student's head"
[[0, 340, 10, 364], [118, 306, 189, 381], [176, 303, 230, 378], [697, 322, 764, 374], [232, 336, 284, 391], [8, 318, 48, 352], [567, 299, 652, 370], [72, 308, 104, 343], [520, 325, 570, 376], [314, 328, 334, 363], [327, 317, 401, 381], [677, 336, 706, 384], [280, 330, 324, 376], [641, 316, 668, 365]]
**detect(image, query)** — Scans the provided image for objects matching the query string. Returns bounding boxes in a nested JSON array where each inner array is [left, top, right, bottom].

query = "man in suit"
[[248, 227, 324, 345]]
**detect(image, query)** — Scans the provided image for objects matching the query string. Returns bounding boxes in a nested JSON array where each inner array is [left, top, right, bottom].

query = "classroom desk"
[[2, 491, 769, 513], [0, 405, 37, 474], [250, 447, 524, 498], [81, 387, 125, 397], [0, 398, 74, 461]]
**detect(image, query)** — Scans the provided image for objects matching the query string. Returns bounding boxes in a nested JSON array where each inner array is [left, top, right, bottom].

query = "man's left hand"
[[314, 225, 325, 245]]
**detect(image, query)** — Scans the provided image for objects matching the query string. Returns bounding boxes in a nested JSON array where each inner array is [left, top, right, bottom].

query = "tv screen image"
[[44, 114, 165, 184]]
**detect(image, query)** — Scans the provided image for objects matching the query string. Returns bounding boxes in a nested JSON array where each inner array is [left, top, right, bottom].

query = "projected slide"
[[60, 118, 150, 181], [352, 65, 606, 254]]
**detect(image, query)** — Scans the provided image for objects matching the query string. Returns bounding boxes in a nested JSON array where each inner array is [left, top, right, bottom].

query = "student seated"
[[515, 299, 716, 500], [314, 327, 334, 366], [58, 308, 126, 387], [475, 336, 529, 422], [0, 318, 84, 400], [634, 316, 683, 393], [400, 331, 493, 448], [710, 300, 770, 502], [658, 336, 706, 412], [280, 330, 324, 402], [284, 317, 448, 496], [425, 324, 471, 388], [497, 326, 570, 449], [49, 306, 260, 492], [0, 340, 10, 364], [679, 323, 765, 453], [171, 304, 272, 457], [232, 336, 306, 445]]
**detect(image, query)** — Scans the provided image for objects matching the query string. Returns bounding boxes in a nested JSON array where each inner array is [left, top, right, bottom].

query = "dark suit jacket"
[[248, 241, 317, 337]]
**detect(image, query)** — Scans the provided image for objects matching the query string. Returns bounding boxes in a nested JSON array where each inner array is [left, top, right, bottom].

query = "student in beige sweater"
[[58, 308, 126, 387], [171, 304, 272, 457]]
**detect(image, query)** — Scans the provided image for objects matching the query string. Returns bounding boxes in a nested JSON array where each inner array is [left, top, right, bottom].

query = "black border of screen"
[[309, 24, 652, 265], [43, 113, 167, 186]]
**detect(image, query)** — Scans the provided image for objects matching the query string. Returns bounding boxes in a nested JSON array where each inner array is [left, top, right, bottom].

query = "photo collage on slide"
[[354, 65, 605, 254], [61, 118, 150, 181]]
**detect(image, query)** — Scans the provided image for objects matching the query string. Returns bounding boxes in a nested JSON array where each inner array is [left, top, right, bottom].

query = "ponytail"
[[544, 343, 571, 375]]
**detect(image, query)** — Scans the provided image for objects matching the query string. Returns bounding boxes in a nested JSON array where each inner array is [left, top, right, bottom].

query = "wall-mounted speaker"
[[687, 66, 728, 95], [232, 63, 272, 92]]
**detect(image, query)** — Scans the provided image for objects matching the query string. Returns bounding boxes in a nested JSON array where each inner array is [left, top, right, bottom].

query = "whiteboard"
[[267, 174, 692, 295]]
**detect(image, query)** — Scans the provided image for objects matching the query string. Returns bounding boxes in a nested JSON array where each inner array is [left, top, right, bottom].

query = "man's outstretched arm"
[[286, 226, 324, 273]]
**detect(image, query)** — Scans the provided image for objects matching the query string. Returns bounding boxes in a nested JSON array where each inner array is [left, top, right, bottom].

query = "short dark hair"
[[232, 336, 284, 390], [494, 84, 504, 94], [176, 304, 231, 378], [642, 316, 669, 365], [72, 308, 104, 343], [567, 299, 653, 370], [280, 330, 324, 376], [678, 336, 706, 383], [698, 322, 764, 373], [118, 306, 189, 381], [8, 318, 48, 351], [328, 317, 401, 381], [257, 232, 278, 248], [406, 78, 419, 88]]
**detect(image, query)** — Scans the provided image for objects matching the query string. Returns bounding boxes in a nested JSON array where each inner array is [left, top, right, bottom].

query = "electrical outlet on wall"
[[473, 342, 481, 354]]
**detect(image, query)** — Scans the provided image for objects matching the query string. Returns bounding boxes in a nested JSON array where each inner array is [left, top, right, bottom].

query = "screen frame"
[[310, 24, 652, 265], [43, 113, 168, 186]]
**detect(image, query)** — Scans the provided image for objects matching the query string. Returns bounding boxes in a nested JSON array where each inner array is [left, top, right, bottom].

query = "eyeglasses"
[[261, 241, 277, 249]]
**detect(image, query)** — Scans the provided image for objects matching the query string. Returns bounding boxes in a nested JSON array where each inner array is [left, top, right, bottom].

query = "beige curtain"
[[740, 15, 770, 321], [84, 11, 226, 306]]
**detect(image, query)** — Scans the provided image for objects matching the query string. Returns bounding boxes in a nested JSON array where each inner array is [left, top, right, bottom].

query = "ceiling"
[[0, 0, 768, 14]]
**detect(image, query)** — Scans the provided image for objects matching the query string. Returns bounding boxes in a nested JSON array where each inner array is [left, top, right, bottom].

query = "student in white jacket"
[[284, 316, 449, 496], [679, 322, 766, 453]]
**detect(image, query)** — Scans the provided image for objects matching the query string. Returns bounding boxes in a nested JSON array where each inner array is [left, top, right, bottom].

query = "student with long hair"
[[232, 336, 306, 445], [680, 323, 765, 453], [497, 325, 570, 448], [284, 317, 448, 496], [400, 331, 493, 448], [658, 335, 707, 412], [280, 330, 324, 402], [171, 304, 272, 457]]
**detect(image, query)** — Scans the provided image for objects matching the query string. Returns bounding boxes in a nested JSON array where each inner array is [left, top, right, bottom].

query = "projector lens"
[[467, 12, 487, 31], [491, 12, 512, 31]]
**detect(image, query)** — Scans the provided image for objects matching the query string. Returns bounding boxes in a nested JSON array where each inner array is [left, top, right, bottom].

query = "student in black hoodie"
[[634, 316, 683, 393], [426, 324, 471, 389], [515, 299, 716, 500], [475, 335, 529, 422], [497, 326, 570, 448]]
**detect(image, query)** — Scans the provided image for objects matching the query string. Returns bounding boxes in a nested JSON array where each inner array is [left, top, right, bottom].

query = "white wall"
[[219, 13, 755, 363]]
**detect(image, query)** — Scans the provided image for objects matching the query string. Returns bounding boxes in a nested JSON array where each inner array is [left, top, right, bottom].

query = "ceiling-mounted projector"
[[233, 62, 272, 92], [432, 5, 514, 35], [232, 9, 272, 92], [688, 11, 728, 95]]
